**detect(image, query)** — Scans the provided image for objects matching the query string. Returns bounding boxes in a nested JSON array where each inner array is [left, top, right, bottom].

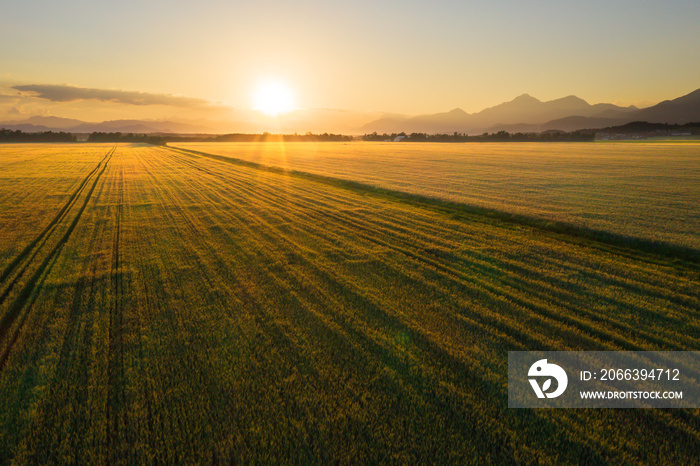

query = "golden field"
[[174, 141, 700, 249], [0, 143, 698, 463]]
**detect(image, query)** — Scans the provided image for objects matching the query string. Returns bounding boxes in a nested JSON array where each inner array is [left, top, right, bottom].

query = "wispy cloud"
[[12, 84, 215, 108]]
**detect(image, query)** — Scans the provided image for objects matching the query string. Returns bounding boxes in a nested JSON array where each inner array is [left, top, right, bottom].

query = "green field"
[[0, 143, 698, 463], [174, 141, 700, 249]]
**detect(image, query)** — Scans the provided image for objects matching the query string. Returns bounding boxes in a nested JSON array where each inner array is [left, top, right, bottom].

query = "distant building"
[[394, 135, 406, 142]]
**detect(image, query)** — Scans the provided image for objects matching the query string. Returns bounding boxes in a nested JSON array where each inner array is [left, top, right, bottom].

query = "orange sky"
[[1, 0, 698, 127]]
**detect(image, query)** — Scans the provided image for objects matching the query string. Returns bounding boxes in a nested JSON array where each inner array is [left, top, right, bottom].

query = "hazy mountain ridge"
[[361, 94, 639, 134], [362, 89, 699, 134], [540, 90, 700, 132], [0, 117, 214, 134]]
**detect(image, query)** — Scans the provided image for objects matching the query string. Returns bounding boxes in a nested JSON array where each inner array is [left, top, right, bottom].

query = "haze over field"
[[1, 0, 699, 133]]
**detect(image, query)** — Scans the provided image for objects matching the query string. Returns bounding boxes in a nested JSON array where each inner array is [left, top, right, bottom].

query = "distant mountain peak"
[[447, 108, 467, 115], [552, 95, 589, 105], [512, 93, 540, 103]]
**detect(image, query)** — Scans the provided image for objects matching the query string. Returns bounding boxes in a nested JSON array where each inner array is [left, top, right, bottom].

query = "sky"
[[1, 0, 699, 127]]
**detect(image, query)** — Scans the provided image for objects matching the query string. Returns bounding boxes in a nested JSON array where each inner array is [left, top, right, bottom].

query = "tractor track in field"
[[0, 147, 116, 305], [107, 164, 125, 459], [0, 146, 116, 369]]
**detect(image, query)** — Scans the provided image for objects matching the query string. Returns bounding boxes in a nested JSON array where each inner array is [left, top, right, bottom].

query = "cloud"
[[12, 84, 216, 108], [0, 93, 19, 103]]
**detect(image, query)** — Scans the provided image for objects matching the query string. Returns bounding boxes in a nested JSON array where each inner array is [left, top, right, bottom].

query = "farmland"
[[0, 143, 698, 463], [173, 141, 700, 249]]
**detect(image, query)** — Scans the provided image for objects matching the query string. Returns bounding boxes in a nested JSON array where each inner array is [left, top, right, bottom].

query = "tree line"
[[165, 132, 353, 143], [596, 121, 700, 135], [362, 130, 596, 142], [87, 132, 167, 145], [0, 129, 76, 142]]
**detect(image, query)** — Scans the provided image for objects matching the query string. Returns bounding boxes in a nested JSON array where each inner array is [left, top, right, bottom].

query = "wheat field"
[[173, 141, 700, 249], [0, 143, 698, 463]]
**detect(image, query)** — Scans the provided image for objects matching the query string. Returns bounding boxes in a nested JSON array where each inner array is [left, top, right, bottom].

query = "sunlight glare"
[[252, 80, 295, 116]]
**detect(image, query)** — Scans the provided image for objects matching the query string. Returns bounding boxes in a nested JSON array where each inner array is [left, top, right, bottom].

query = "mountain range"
[[1, 88, 699, 135], [361, 88, 700, 135]]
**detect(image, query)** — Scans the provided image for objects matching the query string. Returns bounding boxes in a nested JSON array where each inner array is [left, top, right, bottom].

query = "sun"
[[252, 80, 295, 116]]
